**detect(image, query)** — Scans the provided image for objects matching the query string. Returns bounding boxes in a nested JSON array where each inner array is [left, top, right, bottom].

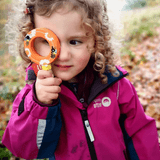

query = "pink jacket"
[[2, 65, 160, 160]]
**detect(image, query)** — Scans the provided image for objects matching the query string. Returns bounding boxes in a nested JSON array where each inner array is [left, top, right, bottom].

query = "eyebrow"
[[69, 34, 88, 39]]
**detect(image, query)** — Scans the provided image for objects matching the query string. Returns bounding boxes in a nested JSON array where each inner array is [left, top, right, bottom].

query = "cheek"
[[78, 51, 91, 68]]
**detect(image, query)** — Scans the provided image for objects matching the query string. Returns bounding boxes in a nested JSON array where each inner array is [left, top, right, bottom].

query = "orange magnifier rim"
[[24, 28, 60, 65]]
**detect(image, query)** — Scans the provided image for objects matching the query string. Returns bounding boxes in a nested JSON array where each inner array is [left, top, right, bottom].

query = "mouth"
[[54, 64, 72, 68]]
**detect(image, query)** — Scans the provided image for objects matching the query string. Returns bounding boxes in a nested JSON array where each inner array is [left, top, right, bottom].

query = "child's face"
[[34, 8, 94, 82]]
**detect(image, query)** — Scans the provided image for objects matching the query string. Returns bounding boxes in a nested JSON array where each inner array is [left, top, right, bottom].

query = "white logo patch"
[[102, 97, 111, 107], [93, 97, 111, 108]]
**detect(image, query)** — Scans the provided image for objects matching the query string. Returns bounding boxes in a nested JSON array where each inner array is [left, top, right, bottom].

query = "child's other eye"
[[70, 40, 82, 45]]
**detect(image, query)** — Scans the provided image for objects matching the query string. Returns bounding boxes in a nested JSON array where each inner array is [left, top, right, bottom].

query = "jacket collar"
[[87, 66, 128, 104]]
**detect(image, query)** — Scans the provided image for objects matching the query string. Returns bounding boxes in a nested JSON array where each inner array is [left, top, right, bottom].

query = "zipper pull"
[[84, 120, 95, 142]]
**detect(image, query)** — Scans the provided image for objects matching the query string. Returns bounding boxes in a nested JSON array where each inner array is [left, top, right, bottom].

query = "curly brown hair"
[[6, 0, 120, 84]]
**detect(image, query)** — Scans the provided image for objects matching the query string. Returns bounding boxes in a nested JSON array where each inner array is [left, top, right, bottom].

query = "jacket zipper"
[[79, 109, 98, 160], [84, 120, 95, 142]]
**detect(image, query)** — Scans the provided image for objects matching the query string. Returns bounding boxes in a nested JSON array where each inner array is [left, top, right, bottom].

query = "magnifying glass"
[[24, 28, 60, 75]]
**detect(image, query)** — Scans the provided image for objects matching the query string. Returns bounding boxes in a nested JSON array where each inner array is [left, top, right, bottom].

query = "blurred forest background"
[[0, 0, 160, 159]]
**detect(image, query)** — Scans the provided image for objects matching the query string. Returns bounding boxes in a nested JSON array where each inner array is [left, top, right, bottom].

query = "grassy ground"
[[121, 5, 160, 54]]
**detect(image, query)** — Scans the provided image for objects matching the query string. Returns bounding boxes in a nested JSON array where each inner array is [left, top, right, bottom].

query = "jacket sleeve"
[[118, 78, 160, 160], [2, 82, 62, 159]]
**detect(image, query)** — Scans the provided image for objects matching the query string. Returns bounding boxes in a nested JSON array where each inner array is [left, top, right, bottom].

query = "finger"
[[39, 77, 62, 86], [42, 86, 61, 93], [37, 70, 53, 79]]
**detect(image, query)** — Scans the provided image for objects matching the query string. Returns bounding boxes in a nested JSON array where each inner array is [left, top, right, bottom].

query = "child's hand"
[[35, 70, 62, 105]]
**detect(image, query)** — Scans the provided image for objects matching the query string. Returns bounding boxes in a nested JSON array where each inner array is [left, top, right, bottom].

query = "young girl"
[[2, 0, 160, 160]]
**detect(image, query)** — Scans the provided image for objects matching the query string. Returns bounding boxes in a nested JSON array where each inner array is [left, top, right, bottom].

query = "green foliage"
[[0, 147, 12, 160], [0, 80, 25, 102], [121, 47, 135, 61], [123, 0, 160, 10], [0, 53, 25, 101], [124, 10, 160, 43], [0, 130, 12, 160], [127, 23, 158, 43], [0, 130, 4, 141], [137, 56, 148, 65], [121, 5, 160, 57], [0, 87, 14, 101], [123, 0, 147, 10]]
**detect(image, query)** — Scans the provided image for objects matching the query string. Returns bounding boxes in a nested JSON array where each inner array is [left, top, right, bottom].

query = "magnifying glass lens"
[[34, 37, 50, 57]]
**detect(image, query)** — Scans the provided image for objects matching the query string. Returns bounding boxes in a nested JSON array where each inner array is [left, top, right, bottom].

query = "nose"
[[58, 43, 71, 61]]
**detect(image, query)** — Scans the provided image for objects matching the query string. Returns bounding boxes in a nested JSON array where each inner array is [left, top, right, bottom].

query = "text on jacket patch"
[[93, 97, 111, 108]]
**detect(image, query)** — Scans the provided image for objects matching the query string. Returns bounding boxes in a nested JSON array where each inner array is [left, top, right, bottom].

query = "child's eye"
[[43, 40, 49, 45], [70, 40, 82, 45]]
